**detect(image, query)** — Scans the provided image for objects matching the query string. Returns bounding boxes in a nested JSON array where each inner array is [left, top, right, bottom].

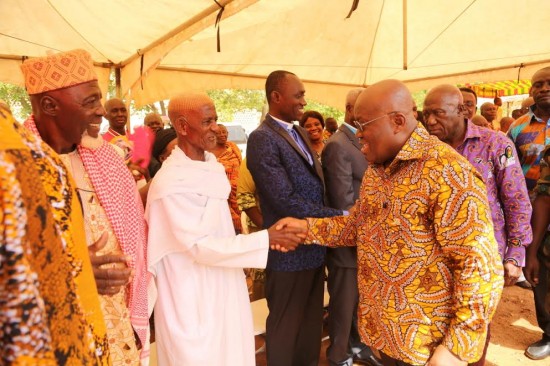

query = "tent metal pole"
[[403, 0, 408, 70]]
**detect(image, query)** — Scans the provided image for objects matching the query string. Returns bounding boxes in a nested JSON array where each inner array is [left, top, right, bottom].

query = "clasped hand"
[[88, 232, 134, 295], [267, 217, 308, 252]]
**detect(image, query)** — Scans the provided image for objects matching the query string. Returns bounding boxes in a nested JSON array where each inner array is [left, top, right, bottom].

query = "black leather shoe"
[[516, 280, 533, 289], [354, 347, 383, 366], [525, 338, 550, 360]]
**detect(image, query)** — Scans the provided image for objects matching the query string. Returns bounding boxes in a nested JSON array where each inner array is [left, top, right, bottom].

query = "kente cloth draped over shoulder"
[[146, 147, 269, 366], [24, 116, 150, 360], [19, 116, 109, 364], [0, 108, 108, 365]]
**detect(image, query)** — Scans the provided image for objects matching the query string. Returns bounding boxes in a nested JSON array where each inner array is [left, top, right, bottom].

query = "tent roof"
[[1, 0, 549, 108], [462, 80, 532, 98]]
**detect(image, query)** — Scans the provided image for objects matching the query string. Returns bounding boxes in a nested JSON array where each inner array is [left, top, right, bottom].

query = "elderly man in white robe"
[[145, 92, 302, 366]]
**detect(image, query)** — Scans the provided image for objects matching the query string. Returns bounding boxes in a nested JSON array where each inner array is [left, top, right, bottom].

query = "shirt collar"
[[393, 123, 431, 163], [527, 105, 546, 123], [342, 122, 357, 134], [269, 114, 296, 131], [461, 119, 482, 142]]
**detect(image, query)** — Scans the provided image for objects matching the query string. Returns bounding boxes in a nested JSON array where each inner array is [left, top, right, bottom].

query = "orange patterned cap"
[[21, 49, 98, 95]]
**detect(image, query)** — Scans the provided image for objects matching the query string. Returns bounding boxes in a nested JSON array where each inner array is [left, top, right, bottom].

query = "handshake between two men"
[[267, 217, 309, 252]]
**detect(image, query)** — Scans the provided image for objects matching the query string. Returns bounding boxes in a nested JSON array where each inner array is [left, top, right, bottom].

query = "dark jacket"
[[247, 114, 341, 271]]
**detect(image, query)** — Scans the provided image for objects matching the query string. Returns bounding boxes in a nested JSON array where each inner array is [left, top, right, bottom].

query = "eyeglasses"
[[354, 111, 399, 131]]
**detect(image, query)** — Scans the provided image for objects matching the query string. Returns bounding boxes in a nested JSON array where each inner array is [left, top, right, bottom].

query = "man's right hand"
[[89, 232, 134, 295], [524, 252, 540, 287], [267, 219, 307, 252]]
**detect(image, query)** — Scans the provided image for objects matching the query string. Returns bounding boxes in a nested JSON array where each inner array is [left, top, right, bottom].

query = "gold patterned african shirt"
[[0, 108, 109, 365], [306, 125, 504, 365]]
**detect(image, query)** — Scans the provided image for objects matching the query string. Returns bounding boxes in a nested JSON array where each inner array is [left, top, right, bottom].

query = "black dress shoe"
[[516, 280, 533, 289], [525, 338, 550, 360], [354, 347, 383, 366]]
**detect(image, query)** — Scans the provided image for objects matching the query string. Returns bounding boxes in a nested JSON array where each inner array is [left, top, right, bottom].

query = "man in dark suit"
[[322, 88, 382, 366], [247, 70, 342, 366]]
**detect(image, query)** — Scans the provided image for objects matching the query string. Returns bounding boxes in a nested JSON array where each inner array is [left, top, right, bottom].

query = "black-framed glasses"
[[354, 111, 399, 131]]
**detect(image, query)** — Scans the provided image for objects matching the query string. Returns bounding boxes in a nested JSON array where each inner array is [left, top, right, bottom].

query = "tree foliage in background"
[[1, 79, 345, 124], [0, 82, 31, 120], [206, 88, 345, 122], [207, 89, 266, 122], [304, 100, 344, 122]]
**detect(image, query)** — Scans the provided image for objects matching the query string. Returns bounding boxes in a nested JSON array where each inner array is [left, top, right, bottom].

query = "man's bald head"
[[425, 84, 463, 108], [480, 102, 497, 122], [521, 97, 534, 109], [472, 115, 491, 129], [168, 93, 214, 124], [354, 80, 416, 166], [144, 112, 164, 133], [345, 87, 365, 123], [168, 92, 219, 161], [499, 116, 514, 133], [356, 79, 415, 125], [423, 84, 466, 146], [104, 98, 128, 132]]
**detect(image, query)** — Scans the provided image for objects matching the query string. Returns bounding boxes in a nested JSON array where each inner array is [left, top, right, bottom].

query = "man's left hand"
[[128, 159, 150, 183]]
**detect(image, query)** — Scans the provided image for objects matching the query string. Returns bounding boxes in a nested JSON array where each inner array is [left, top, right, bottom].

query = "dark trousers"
[[534, 237, 550, 339], [326, 263, 365, 364], [265, 266, 325, 366]]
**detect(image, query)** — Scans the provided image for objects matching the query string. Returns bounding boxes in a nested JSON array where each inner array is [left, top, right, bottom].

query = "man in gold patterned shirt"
[[276, 80, 504, 366]]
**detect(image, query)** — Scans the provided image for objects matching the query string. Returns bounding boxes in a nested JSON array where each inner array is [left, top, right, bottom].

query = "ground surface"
[[255, 285, 545, 366]]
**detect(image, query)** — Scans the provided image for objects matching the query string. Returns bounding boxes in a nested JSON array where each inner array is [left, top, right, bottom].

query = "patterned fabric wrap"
[[306, 125, 504, 364], [507, 109, 550, 192], [535, 145, 550, 196], [77, 142, 150, 359], [456, 121, 532, 266], [0, 108, 108, 365], [20, 49, 97, 95], [21, 116, 109, 364], [24, 115, 149, 359], [217, 141, 242, 233]]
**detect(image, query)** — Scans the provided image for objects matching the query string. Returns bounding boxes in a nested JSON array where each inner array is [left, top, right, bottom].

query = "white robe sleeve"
[[146, 191, 269, 274]]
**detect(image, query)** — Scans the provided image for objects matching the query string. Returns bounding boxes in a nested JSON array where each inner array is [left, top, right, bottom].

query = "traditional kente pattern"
[[0, 109, 108, 365], [306, 125, 504, 365]]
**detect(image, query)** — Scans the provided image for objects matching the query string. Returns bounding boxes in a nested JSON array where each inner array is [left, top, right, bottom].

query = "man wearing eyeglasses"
[[424, 84, 533, 365], [459, 87, 478, 120], [276, 79, 504, 366], [321, 88, 382, 366]]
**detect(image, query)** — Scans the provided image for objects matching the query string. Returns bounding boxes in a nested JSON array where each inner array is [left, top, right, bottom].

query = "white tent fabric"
[[2, 0, 549, 108]]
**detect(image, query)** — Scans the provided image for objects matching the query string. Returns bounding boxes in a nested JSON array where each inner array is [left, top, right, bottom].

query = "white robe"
[[145, 147, 268, 366]]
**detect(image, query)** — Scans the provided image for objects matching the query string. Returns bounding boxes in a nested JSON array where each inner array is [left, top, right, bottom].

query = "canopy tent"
[[461, 80, 532, 98], [1, 0, 549, 109]]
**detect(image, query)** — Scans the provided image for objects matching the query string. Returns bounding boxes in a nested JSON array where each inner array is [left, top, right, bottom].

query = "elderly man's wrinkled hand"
[[88, 232, 133, 295], [267, 219, 307, 252]]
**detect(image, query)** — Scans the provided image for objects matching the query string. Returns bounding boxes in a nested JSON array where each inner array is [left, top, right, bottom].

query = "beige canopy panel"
[[1, 0, 549, 109]]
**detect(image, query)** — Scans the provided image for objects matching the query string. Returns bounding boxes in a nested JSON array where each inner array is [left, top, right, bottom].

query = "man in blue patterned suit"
[[247, 70, 343, 366]]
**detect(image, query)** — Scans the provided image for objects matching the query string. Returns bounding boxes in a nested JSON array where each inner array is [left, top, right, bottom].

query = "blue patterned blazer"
[[247, 114, 342, 271]]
